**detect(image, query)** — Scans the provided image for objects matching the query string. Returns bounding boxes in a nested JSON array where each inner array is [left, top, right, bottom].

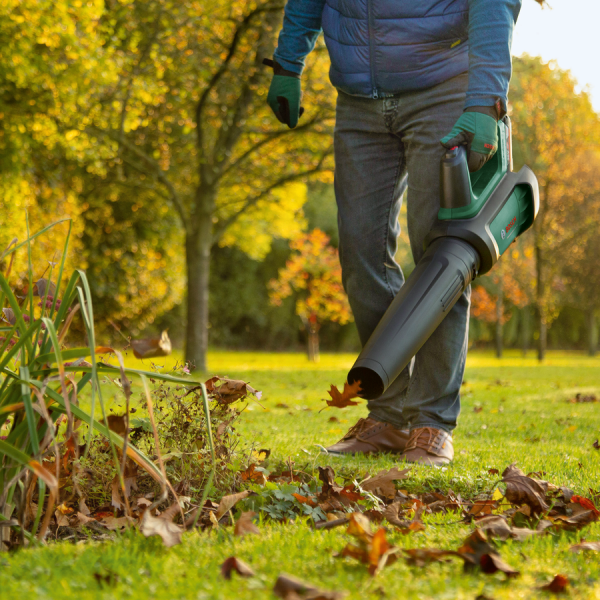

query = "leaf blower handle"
[[440, 145, 471, 210]]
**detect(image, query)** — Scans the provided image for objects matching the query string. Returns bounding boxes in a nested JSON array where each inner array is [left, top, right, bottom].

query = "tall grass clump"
[[0, 218, 215, 549]]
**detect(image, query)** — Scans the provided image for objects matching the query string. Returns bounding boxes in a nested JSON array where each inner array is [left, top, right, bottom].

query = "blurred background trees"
[[1, 2, 599, 365]]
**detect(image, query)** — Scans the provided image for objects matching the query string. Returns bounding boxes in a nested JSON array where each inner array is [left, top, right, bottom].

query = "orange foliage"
[[269, 229, 353, 327]]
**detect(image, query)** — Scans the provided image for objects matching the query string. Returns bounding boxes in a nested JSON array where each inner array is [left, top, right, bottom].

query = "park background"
[[1, 0, 600, 369], [2, 2, 600, 599]]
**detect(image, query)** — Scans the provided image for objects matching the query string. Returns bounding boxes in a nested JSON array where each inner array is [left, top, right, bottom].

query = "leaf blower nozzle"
[[348, 117, 539, 400]]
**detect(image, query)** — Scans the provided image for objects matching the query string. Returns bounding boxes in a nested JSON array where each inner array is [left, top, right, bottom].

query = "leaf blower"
[[347, 117, 539, 399]]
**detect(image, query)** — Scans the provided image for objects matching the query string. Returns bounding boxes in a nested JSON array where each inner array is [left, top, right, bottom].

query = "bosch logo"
[[505, 217, 517, 234], [501, 229, 506, 240]]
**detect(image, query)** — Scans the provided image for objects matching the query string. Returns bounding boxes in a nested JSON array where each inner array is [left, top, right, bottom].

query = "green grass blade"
[[0, 218, 70, 261], [18, 366, 39, 456], [0, 275, 34, 358]]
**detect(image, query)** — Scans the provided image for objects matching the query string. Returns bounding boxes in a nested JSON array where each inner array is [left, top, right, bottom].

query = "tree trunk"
[[307, 328, 320, 363], [521, 305, 530, 357], [588, 309, 598, 357], [535, 243, 546, 361], [185, 216, 212, 372], [495, 284, 503, 359]]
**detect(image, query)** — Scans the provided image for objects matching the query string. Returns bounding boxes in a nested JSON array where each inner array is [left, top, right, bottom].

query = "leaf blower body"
[[348, 118, 539, 400]]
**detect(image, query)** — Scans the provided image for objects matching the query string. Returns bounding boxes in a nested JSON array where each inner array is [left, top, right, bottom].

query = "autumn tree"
[[70, 0, 335, 369], [269, 229, 352, 361], [510, 55, 600, 360]]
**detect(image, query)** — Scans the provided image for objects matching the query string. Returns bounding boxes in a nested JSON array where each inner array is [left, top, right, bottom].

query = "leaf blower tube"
[[348, 117, 539, 400]]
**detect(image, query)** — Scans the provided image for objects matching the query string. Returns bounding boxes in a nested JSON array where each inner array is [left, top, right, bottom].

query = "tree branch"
[[212, 147, 333, 244], [87, 126, 188, 228]]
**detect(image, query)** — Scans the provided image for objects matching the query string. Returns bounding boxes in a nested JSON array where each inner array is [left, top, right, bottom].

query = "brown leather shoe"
[[324, 417, 410, 456], [401, 427, 454, 466]]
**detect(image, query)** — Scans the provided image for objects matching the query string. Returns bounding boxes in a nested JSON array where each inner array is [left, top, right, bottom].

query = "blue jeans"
[[334, 73, 470, 434]]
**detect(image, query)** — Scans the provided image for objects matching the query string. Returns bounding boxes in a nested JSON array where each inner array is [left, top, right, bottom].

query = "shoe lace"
[[407, 427, 440, 451], [342, 418, 371, 441]]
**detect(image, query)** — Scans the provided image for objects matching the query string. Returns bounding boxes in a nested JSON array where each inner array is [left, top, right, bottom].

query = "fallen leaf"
[[139, 503, 182, 547], [569, 393, 597, 403], [457, 529, 520, 577], [234, 511, 260, 537], [293, 493, 318, 507], [220, 556, 255, 580], [325, 380, 362, 409], [273, 573, 345, 599], [205, 376, 262, 404], [569, 541, 600, 552], [338, 513, 397, 575], [362, 467, 410, 500], [55, 509, 70, 527], [240, 463, 266, 484], [76, 512, 97, 526], [383, 503, 425, 534], [403, 548, 458, 567], [103, 414, 128, 436], [475, 515, 540, 541], [571, 495, 600, 516], [488, 468, 500, 476], [550, 510, 598, 531], [469, 499, 497, 516], [539, 574, 569, 594], [100, 515, 135, 531], [501, 463, 549, 513], [594, 439, 599, 450], [131, 330, 172, 359], [216, 490, 253, 519], [110, 475, 124, 511]]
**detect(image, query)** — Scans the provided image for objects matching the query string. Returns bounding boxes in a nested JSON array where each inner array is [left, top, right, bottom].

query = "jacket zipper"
[[366, 0, 378, 98]]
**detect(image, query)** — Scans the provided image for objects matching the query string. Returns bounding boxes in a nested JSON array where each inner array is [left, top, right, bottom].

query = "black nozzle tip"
[[348, 367, 385, 401]]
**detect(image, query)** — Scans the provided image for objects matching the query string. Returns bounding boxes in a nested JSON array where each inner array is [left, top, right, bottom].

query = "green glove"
[[263, 58, 304, 129], [441, 108, 498, 172]]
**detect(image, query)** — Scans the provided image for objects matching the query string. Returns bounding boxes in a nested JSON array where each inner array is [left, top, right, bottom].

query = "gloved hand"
[[441, 106, 498, 172], [263, 58, 304, 129]]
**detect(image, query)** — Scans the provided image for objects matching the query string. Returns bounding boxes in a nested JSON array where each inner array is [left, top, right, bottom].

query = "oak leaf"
[[361, 467, 410, 499], [325, 380, 362, 409], [140, 502, 182, 547]]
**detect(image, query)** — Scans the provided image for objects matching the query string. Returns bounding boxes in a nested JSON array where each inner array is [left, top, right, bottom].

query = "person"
[[265, 0, 522, 465]]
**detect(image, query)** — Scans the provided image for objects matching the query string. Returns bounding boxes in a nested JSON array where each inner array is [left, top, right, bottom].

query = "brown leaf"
[[338, 513, 397, 575], [273, 574, 345, 600], [539, 574, 569, 594], [594, 439, 600, 450], [457, 529, 520, 577], [103, 414, 127, 436], [100, 515, 135, 531], [205, 376, 262, 404], [550, 510, 598, 531], [501, 463, 549, 513], [1, 308, 16, 325], [55, 509, 70, 527], [33, 278, 56, 298], [403, 548, 458, 567], [234, 511, 260, 537], [469, 500, 497, 516], [131, 330, 172, 359], [220, 556, 255, 580], [240, 463, 267, 485], [569, 541, 600, 553], [215, 490, 253, 519], [111, 475, 124, 511], [76, 512, 97, 526], [475, 515, 540, 541], [325, 380, 362, 409], [361, 467, 410, 499], [140, 502, 182, 547], [383, 502, 425, 534], [569, 393, 597, 403]]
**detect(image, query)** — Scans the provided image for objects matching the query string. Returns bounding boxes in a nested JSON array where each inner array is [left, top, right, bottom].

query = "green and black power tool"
[[348, 116, 539, 399]]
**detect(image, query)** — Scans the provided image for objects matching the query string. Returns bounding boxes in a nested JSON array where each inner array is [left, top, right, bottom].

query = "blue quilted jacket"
[[274, 0, 522, 109]]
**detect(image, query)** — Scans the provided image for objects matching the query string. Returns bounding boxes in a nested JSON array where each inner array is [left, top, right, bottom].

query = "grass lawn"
[[2, 350, 600, 599]]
